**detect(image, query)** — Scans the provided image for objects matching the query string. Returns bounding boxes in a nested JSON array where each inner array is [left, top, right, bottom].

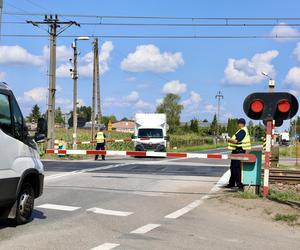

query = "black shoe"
[[224, 184, 235, 188], [102, 158, 105, 161], [237, 184, 244, 192]]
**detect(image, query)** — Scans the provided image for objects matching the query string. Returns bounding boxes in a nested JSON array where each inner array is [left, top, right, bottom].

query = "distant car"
[[0, 82, 45, 224]]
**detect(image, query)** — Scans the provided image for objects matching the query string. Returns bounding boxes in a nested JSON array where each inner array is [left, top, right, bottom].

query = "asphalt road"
[[0, 153, 299, 250]]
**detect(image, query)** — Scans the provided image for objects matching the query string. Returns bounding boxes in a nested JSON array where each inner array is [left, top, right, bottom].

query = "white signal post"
[[261, 72, 275, 197]]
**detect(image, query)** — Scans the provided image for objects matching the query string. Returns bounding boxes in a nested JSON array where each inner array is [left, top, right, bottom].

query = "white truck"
[[0, 82, 45, 224], [279, 131, 290, 146], [134, 113, 168, 152]]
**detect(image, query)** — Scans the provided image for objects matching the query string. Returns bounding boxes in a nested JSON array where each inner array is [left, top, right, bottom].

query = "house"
[[112, 121, 135, 133]]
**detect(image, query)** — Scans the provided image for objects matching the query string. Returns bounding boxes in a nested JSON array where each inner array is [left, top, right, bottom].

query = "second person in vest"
[[95, 127, 106, 161], [226, 118, 251, 190]]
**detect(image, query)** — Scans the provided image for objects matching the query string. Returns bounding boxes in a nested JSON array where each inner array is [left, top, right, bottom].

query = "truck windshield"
[[138, 128, 163, 138]]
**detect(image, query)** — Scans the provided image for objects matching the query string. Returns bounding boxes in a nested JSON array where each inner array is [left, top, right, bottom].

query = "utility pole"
[[95, 38, 102, 126], [27, 15, 79, 149], [91, 38, 97, 139], [71, 37, 89, 149], [215, 90, 224, 139]]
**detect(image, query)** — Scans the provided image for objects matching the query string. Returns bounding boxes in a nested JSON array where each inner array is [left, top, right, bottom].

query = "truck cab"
[[134, 113, 168, 152], [0, 82, 45, 224]]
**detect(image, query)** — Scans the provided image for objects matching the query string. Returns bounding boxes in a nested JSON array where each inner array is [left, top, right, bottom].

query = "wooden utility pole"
[[91, 38, 97, 139], [95, 38, 102, 126], [27, 15, 78, 148]]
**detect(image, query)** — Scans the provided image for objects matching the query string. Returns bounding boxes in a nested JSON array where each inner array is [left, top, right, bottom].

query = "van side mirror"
[[164, 135, 170, 141], [37, 118, 47, 135], [35, 118, 47, 143]]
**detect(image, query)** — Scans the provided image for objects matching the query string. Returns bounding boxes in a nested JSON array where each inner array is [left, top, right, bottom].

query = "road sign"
[[108, 120, 113, 131]]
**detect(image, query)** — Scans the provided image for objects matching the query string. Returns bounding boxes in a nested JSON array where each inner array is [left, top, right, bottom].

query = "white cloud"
[[182, 91, 201, 107], [18, 87, 48, 103], [284, 66, 300, 86], [56, 98, 85, 112], [162, 80, 187, 94], [135, 100, 153, 110], [0, 45, 44, 66], [293, 42, 300, 61], [43, 45, 73, 62], [125, 91, 140, 102], [270, 23, 300, 42], [224, 50, 279, 85], [121, 44, 184, 73], [56, 41, 114, 78]]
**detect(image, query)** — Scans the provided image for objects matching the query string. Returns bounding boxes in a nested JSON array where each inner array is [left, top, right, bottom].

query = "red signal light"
[[277, 99, 291, 113], [250, 99, 264, 113]]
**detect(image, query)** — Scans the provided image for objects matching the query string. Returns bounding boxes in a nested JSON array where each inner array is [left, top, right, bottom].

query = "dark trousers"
[[229, 149, 245, 187], [95, 143, 105, 160]]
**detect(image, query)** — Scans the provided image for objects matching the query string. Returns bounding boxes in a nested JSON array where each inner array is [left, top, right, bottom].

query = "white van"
[[0, 82, 45, 224], [134, 113, 168, 152]]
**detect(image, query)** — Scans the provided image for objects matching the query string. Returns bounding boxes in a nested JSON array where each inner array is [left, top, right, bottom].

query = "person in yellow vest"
[[95, 127, 106, 161], [226, 118, 251, 190]]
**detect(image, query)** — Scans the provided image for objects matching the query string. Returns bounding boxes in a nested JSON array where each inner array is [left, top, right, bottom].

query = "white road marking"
[[87, 207, 133, 217], [90, 243, 120, 250], [165, 169, 230, 219], [37, 203, 81, 211], [164, 200, 204, 219], [130, 224, 161, 234]]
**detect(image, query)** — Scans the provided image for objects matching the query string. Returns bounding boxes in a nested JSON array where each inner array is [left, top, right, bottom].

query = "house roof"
[[112, 121, 135, 129]]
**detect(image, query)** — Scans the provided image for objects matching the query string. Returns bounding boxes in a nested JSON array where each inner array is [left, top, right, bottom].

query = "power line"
[[1, 34, 300, 39], [3, 12, 300, 21], [5, 21, 300, 27]]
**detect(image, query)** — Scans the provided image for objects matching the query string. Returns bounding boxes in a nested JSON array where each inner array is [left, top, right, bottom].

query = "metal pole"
[[215, 91, 223, 139], [47, 22, 57, 149], [91, 39, 97, 139], [72, 40, 78, 150]]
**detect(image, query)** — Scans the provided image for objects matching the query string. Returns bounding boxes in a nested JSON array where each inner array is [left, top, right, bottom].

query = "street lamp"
[[261, 71, 275, 90], [71, 36, 90, 149]]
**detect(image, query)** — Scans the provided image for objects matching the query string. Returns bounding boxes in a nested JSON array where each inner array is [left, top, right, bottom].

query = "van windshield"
[[138, 128, 163, 138]]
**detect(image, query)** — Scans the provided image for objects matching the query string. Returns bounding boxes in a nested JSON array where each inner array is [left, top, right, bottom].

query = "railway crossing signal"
[[243, 91, 298, 197], [243, 92, 298, 126]]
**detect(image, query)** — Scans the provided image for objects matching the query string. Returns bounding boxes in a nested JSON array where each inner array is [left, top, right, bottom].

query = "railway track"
[[268, 169, 300, 184]]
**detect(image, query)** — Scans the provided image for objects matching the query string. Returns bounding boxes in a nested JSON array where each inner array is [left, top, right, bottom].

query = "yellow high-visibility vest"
[[228, 127, 251, 150], [96, 132, 105, 143]]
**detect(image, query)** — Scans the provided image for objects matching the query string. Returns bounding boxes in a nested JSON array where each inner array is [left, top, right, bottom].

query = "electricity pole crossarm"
[[215, 90, 224, 138], [27, 15, 79, 149]]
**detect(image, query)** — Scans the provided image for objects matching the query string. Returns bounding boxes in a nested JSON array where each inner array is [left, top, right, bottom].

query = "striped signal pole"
[[263, 120, 272, 197]]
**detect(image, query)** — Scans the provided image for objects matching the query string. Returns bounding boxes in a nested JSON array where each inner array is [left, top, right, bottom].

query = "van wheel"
[[15, 183, 35, 225]]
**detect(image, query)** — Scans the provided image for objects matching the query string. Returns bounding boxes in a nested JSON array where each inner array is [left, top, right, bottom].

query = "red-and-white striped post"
[[263, 120, 273, 197]]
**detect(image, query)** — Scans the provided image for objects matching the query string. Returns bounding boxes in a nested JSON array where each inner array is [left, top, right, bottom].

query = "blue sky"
[[1, 0, 300, 129]]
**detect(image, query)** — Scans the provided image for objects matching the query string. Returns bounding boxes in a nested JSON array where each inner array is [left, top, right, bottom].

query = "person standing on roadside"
[[226, 118, 251, 190], [95, 127, 106, 161]]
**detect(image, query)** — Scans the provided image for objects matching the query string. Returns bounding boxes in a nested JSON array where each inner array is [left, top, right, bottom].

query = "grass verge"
[[170, 143, 227, 152], [273, 213, 298, 224], [268, 189, 300, 203], [233, 191, 261, 199]]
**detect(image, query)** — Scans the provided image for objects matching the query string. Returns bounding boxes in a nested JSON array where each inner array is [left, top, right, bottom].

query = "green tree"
[[156, 94, 183, 133], [55, 107, 64, 124], [190, 119, 199, 133], [101, 115, 117, 128], [27, 104, 41, 122], [290, 116, 300, 138], [78, 106, 92, 122], [247, 120, 254, 137], [227, 118, 238, 137], [253, 122, 266, 141], [210, 114, 218, 136]]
